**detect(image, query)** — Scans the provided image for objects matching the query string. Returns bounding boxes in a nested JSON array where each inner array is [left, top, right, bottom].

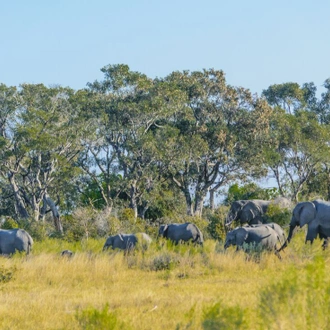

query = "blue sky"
[[1, 0, 330, 95]]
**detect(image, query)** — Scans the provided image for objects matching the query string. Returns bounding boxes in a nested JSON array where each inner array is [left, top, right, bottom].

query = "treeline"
[[1, 64, 330, 233]]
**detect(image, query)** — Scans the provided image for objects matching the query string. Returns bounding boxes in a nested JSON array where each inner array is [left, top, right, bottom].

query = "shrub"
[[75, 304, 120, 330], [150, 253, 176, 271], [206, 207, 228, 241], [265, 204, 291, 227], [17, 220, 53, 241], [1, 217, 19, 229], [202, 301, 247, 330], [0, 265, 16, 284]]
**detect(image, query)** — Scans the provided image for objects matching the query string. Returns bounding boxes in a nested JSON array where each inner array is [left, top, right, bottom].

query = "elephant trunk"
[[225, 213, 235, 227], [278, 224, 298, 252]]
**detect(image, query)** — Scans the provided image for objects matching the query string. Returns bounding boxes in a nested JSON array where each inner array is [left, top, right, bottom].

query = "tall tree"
[[0, 84, 83, 232], [87, 64, 179, 218], [263, 81, 330, 201], [156, 69, 272, 216]]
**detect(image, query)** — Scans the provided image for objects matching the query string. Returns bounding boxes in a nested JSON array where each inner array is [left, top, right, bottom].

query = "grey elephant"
[[158, 223, 204, 245], [225, 197, 291, 227], [103, 233, 152, 251], [61, 250, 74, 257], [225, 200, 271, 226], [249, 223, 286, 245], [0, 228, 33, 255], [224, 225, 282, 259], [279, 199, 330, 251]]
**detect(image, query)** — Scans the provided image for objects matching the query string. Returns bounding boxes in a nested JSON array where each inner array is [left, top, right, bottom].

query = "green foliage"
[[265, 204, 291, 227], [0, 265, 16, 284], [202, 301, 247, 330], [75, 304, 121, 330], [205, 207, 228, 241], [225, 183, 279, 205], [1, 217, 19, 229], [17, 220, 54, 241]]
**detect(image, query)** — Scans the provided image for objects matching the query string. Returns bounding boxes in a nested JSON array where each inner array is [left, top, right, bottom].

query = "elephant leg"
[[274, 249, 282, 260], [322, 238, 329, 250]]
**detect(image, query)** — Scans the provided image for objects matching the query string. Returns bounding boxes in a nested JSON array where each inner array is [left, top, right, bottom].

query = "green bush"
[[265, 204, 291, 227], [1, 217, 19, 229], [17, 220, 54, 241], [150, 253, 176, 271], [202, 301, 247, 330], [75, 304, 121, 330], [0, 266, 16, 284], [206, 207, 228, 241]]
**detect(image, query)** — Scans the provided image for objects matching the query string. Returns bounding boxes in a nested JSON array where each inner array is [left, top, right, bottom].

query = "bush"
[[0, 265, 16, 284], [17, 220, 54, 241], [202, 301, 247, 330], [206, 207, 228, 241], [150, 253, 176, 271], [75, 304, 121, 330], [1, 217, 19, 229], [265, 204, 291, 227]]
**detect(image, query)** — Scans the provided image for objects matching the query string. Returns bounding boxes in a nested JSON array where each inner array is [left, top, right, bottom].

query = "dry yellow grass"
[[0, 235, 329, 329]]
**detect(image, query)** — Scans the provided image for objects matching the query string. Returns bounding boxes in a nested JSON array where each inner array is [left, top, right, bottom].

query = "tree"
[[263, 83, 330, 201], [156, 69, 272, 216], [86, 64, 179, 218], [0, 84, 84, 232]]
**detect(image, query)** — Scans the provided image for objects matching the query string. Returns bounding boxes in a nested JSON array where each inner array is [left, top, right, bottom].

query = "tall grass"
[[0, 233, 329, 329]]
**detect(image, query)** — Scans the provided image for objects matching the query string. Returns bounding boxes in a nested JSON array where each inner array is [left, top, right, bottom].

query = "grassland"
[[0, 232, 330, 330]]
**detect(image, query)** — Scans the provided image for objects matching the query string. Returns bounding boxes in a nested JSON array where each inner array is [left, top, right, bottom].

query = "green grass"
[[0, 233, 329, 329]]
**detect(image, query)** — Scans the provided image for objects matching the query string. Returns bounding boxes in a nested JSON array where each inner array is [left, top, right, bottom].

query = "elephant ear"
[[241, 203, 260, 224], [235, 228, 249, 245], [162, 225, 169, 238], [297, 202, 316, 227]]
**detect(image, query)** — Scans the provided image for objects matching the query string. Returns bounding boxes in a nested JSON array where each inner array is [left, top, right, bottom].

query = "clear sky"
[[1, 0, 330, 95]]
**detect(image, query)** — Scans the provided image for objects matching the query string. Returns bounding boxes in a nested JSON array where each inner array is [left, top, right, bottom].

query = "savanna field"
[[1, 231, 330, 330]]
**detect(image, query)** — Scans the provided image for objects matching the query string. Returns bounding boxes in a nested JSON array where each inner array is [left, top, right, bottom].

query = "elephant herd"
[[103, 222, 204, 252], [225, 198, 330, 258], [0, 222, 204, 256], [1, 198, 330, 258]]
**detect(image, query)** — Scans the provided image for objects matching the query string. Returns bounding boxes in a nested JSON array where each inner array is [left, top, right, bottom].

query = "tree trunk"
[[209, 189, 215, 210], [8, 173, 29, 219], [129, 181, 138, 219], [44, 194, 63, 233], [183, 189, 193, 216], [138, 200, 149, 219], [194, 192, 206, 217]]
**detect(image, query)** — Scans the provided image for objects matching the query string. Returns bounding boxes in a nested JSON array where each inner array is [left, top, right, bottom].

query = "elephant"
[[0, 228, 33, 255], [279, 199, 330, 251], [225, 200, 271, 226], [103, 233, 152, 252], [249, 223, 286, 245], [61, 250, 74, 257], [224, 225, 282, 259], [158, 223, 204, 245]]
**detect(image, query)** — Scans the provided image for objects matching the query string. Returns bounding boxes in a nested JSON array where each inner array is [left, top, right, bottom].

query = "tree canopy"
[[0, 66, 330, 230]]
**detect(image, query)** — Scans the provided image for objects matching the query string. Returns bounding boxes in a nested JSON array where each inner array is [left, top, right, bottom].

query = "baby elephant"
[[248, 223, 286, 246], [61, 250, 74, 257], [224, 225, 281, 259], [103, 233, 152, 252], [158, 223, 204, 245]]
